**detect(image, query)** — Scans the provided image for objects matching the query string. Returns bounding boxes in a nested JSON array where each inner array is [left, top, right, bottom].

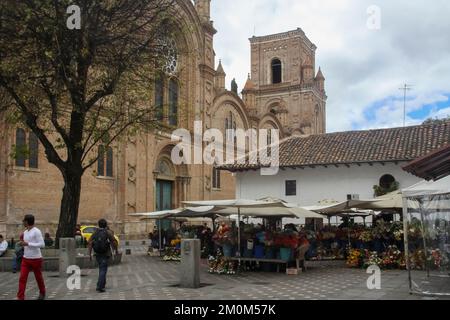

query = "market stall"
[[402, 176, 450, 296]]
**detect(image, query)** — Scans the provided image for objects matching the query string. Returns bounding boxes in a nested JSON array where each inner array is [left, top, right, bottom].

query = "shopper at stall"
[[296, 232, 311, 271]]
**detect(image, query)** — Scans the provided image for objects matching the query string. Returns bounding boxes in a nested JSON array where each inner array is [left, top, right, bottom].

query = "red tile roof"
[[220, 121, 450, 172], [403, 143, 450, 181]]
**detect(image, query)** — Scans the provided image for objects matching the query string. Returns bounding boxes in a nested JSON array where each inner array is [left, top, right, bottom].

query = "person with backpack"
[[88, 219, 118, 293]]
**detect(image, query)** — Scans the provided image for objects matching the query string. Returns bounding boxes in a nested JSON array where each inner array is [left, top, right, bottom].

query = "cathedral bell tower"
[[248, 28, 327, 135]]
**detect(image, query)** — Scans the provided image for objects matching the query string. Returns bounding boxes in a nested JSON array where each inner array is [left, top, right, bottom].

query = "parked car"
[[80, 225, 120, 247]]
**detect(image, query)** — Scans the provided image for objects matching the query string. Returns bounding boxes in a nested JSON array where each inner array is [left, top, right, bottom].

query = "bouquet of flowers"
[[359, 231, 373, 242], [274, 232, 299, 249], [363, 250, 382, 268], [170, 238, 181, 247], [208, 251, 237, 275], [372, 220, 390, 239], [213, 224, 236, 246], [379, 245, 403, 269], [410, 249, 426, 270], [393, 230, 404, 241], [347, 249, 364, 268], [429, 249, 443, 269], [163, 247, 181, 261], [407, 219, 423, 239]]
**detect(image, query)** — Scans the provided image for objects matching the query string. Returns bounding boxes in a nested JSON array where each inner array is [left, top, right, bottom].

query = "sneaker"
[[96, 288, 106, 293], [37, 294, 45, 300]]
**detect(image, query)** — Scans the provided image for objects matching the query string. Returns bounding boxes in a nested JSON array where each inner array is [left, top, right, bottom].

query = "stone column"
[[59, 238, 76, 278], [180, 239, 201, 288]]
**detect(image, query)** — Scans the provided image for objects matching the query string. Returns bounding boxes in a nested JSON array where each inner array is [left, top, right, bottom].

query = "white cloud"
[[211, 0, 450, 132]]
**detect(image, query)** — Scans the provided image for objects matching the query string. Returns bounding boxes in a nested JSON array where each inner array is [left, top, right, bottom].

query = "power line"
[[399, 84, 413, 127]]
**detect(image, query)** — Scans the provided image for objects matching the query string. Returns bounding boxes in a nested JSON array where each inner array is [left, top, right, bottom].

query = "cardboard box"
[[286, 268, 301, 275]]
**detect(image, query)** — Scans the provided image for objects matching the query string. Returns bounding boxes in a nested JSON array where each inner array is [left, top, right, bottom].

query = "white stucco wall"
[[235, 162, 422, 225]]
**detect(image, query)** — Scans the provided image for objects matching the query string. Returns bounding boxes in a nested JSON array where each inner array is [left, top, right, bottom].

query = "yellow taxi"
[[80, 225, 120, 247]]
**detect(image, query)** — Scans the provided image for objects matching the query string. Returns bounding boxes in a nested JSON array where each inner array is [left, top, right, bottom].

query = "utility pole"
[[399, 84, 412, 127]]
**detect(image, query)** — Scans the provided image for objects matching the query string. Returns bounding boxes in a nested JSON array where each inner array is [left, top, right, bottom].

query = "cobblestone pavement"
[[0, 241, 448, 300]]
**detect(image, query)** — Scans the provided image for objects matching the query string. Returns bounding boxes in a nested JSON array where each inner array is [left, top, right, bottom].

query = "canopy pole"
[[236, 207, 241, 271], [237, 207, 241, 270], [402, 196, 413, 294], [419, 205, 430, 278], [158, 219, 162, 257]]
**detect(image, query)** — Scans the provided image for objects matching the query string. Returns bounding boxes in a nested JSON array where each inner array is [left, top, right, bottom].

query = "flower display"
[[359, 231, 373, 242], [363, 250, 382, 268], [380, 245, 403, 269], [407, 218, 423, 239], [162, 247, 180, 261], [393, 230, 404, 241], [274, 231, 299, 249], [208, 250, 237, 275], [346, 249, 364, 268], [170, 238, 181, 247], [429, 249, 444, 269], [212, 224, 236, 246], [410, 249, 426, 270]]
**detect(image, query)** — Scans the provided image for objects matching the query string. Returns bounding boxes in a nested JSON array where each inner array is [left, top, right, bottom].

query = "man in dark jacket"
[[88, 219, 118, 293]]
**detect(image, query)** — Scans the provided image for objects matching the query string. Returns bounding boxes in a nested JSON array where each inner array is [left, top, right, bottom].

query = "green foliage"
[[10, 144, 30, 160], [373, 181, 399, 197], [422, 116, 450, 125], [0, 0, 178, 239]]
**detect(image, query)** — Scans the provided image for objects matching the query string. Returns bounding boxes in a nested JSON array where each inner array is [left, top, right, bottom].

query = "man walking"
[[17, 214, 46, 300], [88, 219, 118, 293]]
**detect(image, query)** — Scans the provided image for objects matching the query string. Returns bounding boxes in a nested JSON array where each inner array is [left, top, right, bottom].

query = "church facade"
[[0, 0, 326, 238]]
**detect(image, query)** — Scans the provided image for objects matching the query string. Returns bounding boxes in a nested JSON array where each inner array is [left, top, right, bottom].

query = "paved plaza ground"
[[1, 241, 448, 301]]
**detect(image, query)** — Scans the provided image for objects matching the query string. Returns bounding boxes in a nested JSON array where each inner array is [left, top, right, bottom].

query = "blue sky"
[[210, 0, 450, 132]]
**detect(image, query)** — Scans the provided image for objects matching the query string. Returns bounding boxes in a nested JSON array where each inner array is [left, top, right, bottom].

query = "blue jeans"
[[12, 256, 22, 271], [96, 255, 109, 290]]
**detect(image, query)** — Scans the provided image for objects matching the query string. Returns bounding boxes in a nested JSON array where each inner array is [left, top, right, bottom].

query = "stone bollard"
[[59, 238, 76, 278], [180, 239, 200, 289]]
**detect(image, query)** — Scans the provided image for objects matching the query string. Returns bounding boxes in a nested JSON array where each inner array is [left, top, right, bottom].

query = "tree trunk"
[[55, 169, 82, 249]]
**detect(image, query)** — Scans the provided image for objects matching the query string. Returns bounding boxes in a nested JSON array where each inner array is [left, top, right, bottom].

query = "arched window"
[[267, 128, 272, 146], [106, 147, 113, 177], [97, 145, 114, 177], [212, 167, 221, 189], [225, 111, 235, 141], [271, 58, 282, 84], [168, 79, 178, 126], [15, 128, 26, 167], [28, 132, 39, 169], [97, 145, 105, 176], [154, 75, 164, 121], [379, 174, 396, 189]]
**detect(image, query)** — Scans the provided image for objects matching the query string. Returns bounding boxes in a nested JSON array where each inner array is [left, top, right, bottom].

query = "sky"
[[210, 0, 450, 132]]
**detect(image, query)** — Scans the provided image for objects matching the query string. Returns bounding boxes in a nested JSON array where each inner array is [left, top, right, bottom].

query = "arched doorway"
[[153, 148, 190, 233]]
